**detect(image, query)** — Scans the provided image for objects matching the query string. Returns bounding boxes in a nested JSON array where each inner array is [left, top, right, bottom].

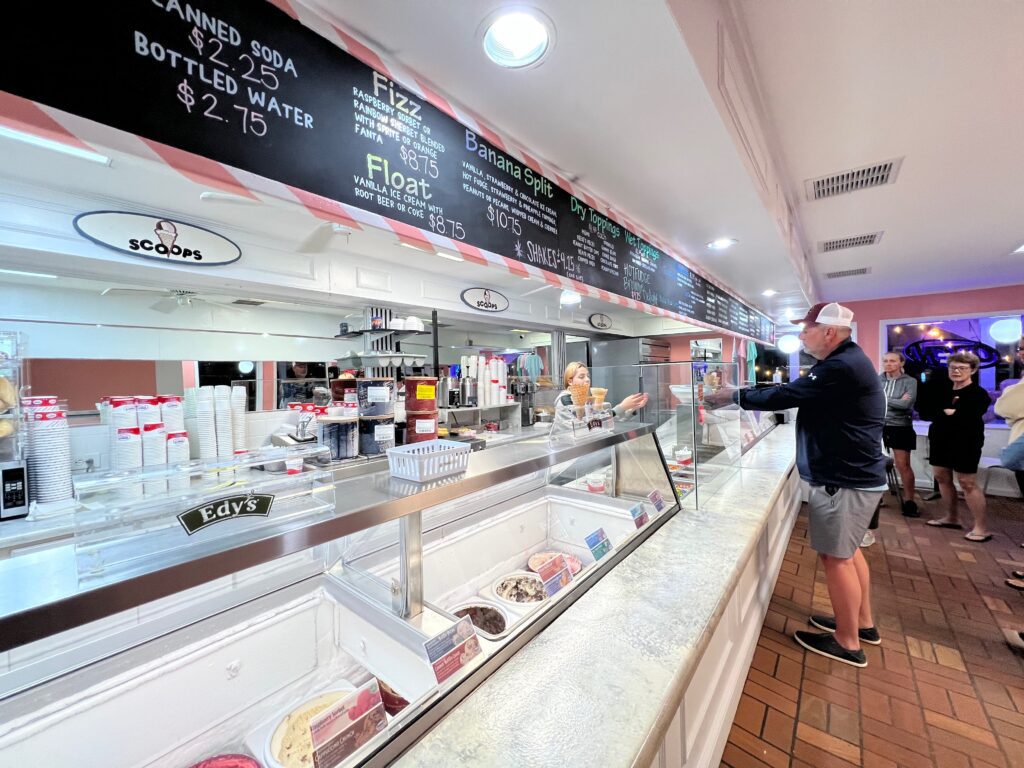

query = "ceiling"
[[737, 0, 1024, 302], [10, 1, 1013, 340], [305, 0, 807, 320]]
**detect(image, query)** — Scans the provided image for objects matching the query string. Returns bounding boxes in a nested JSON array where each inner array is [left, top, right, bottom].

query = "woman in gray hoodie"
[[880, 351, 919, 516]]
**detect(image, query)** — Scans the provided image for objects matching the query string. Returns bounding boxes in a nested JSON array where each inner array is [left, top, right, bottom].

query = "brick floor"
[[722, 492, 1024, 767]]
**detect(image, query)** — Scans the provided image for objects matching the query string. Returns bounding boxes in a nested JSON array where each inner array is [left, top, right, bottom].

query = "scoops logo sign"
[[73, 211, 242, 266], [460, 287, 509, 313]]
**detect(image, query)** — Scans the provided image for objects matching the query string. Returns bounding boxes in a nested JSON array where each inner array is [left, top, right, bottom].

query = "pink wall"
[[842, 284, 1024, 365], [25, 359, 158, 411]]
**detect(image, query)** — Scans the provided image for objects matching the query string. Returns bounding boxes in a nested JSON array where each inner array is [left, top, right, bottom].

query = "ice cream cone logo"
[[154, 220, 178, 251]]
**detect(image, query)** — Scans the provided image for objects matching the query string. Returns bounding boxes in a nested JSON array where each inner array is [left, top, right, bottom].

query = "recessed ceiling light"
[[706, 238, 738, 251], [559, 289, 582, 306], [0, 267, 58, 279], [762, 289, 777, 297], [436, 251, 464, 262], [482, 9, 553, 69]]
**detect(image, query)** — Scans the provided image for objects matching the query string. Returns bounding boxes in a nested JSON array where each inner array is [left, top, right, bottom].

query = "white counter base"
[[649, 466, 801, 768]]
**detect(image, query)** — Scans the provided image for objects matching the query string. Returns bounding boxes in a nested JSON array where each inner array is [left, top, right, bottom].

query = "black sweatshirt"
[[927, 382, 991, 448]]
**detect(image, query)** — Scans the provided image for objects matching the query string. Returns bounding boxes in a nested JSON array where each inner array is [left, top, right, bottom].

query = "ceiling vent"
[[819, 232, 883, 253], [824, 267, 872, 279], [231, 299, 265, 306], [805, 158, 903, 201]]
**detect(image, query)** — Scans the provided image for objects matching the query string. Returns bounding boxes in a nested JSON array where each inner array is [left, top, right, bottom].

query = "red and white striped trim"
[[0, 2, 773, 342]]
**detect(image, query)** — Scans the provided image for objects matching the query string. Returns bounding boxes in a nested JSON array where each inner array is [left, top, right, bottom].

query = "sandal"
[[926, 519, 964, 529], [964, 532, 993, 542]]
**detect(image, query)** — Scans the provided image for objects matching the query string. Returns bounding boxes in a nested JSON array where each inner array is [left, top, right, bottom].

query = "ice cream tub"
[[403, 376, 438, 411], [405, 410, 438, 444], [359, 415, 395, 455], [491, 571, 548, 607], [448, 598, 509, 639], [357, 377, 395, 417], [255, 685, 356, 768], [186, 756, 260, 768]]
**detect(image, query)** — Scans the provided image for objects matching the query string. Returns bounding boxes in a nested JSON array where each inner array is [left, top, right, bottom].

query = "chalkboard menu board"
[[0, 1, 774, 343]]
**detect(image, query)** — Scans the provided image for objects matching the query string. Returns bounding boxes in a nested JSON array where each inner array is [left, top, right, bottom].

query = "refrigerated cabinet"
[[0, 423, 681, 767]]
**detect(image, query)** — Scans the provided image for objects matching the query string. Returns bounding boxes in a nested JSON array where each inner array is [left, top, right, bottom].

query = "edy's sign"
[[73, 211, 242, 266], [177, 493, 274, 535]]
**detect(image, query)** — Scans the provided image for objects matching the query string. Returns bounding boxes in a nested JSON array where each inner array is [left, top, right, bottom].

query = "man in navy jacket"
[[712, 302, 886, 667]]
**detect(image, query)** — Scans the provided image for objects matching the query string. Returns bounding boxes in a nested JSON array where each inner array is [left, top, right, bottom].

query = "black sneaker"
[[794, 630, 867, 668], [808, 615, 881, 645], [901, 500, 920, 517]]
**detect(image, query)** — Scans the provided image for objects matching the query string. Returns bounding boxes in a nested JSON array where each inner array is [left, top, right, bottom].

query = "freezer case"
[[0, 424, 679, 768], [0, 573, 448, 768], [339, 431, 676, 644]]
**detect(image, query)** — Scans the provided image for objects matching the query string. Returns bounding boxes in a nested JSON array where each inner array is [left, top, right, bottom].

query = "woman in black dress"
[[926, 351, 992, 541]]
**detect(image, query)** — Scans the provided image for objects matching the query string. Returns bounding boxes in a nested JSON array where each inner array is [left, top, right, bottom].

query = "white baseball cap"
[[797, 302, 854, 328]]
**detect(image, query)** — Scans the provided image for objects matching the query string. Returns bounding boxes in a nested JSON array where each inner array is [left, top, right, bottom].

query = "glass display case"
[[589, 362, 776, 509], [0, 422, 678, 767]]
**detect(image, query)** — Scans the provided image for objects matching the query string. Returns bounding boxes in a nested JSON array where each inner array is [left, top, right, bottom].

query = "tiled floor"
[[721, 492, 1024, 768]]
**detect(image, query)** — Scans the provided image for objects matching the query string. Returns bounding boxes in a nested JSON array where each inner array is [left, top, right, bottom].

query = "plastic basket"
[[386, 439, 472, 482]]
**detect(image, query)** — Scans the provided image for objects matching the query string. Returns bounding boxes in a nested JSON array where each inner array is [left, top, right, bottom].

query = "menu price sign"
[[0, 1, 773, 343], [424, 617, 482, 685], [309, 681, 388, 768], [536, 553, 573, 597], [630, 502, 650, 529], [586, 528, 613, 561]]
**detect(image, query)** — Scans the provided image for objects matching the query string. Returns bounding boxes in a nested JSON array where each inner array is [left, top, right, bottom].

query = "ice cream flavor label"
[[586, 528, 613, 561], [630, 502, 650, 529], [647, 489, 666, 512], [537, 554, 573, 597], [424, 617, 482, 685], [310, 680, 387, 767]]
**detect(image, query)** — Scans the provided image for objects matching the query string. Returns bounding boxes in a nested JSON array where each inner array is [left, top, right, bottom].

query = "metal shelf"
[[333, 329, 431, 340], [0, 422, 655, 651]]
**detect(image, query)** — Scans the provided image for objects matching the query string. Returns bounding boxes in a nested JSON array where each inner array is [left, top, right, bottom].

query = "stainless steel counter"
[[0, 422, 650, 651]]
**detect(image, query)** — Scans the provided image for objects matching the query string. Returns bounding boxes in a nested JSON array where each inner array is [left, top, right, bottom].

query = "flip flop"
[[1012, 571, 1024, 579], [926, 520, 964, 529], [1008, 578, 1024, 591], [964, 533, 993, 542]]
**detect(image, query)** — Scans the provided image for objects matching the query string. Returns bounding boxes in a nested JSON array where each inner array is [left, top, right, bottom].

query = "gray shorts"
[[807, 485, 882, 559]]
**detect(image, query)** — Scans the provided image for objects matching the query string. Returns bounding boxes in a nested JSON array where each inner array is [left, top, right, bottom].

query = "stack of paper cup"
[[166, 430, 191, 492], [28, 410, 73, 503], [142, 422, 167, 495], [115, 426, 143, 498], [183, 387, 198, 420], [96, 396, 111, 425], [109, 397, 138, 469], [214, 387, 233, 458], [231, 386, 247, 450], [195, 396, 217, 460], [135, 395, 161, 427], [159, 395, 185, 431]]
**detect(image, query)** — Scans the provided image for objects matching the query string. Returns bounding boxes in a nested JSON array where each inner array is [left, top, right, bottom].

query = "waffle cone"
[[569, 382, 590, 406]]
